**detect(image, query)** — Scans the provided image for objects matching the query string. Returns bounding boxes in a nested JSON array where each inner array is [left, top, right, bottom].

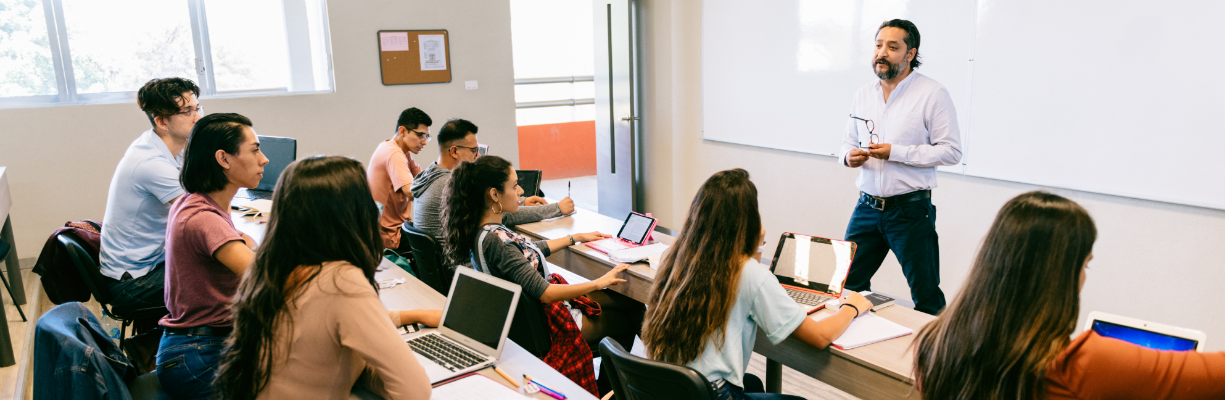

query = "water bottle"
[[98, 314, 122, 344]]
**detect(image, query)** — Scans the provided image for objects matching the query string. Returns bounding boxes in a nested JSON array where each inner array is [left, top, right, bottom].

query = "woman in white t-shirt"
[[642, 169, 872, 400]]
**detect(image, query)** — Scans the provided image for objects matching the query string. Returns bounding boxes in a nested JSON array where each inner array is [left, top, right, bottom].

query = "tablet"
[[1084, 311, 1206, 352], [616, 212, 657, 245]]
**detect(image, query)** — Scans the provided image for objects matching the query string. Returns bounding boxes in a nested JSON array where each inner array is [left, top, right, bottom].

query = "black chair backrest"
[[401, 222, 453, 295], [599, 337, 717, 400], [57, 234, 112, 305], [507, 291, 552, 358]]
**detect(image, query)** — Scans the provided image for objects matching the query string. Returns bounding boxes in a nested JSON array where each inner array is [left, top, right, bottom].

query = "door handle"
[[620, 116, 639, 121]]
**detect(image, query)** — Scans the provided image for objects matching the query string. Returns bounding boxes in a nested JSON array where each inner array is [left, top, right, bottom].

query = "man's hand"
[[868, 143, 891, 160], [524, 196, 548, 206], [846, 148, 870, 167], [558, 197, 575, 215]]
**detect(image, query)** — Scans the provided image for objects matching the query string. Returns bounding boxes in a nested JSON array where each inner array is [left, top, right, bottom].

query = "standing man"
[[839, 20, 962, 315], [368, 107, 431, 253], [100, 77, 202, 320]]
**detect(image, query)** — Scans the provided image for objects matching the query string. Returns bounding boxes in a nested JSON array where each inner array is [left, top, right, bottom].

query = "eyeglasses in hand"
[[849, 114, 878, 150]]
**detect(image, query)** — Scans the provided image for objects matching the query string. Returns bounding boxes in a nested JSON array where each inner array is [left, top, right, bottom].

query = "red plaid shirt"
[[542, 273, 601, 396]]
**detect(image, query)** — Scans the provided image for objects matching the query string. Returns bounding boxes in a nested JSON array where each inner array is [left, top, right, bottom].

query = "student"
[[99, 77, 201, 319], [215, 156, 437, 400], [368, 107, 431, 253], [642, 169, 872, 400], [913, 191, 1225, 400], [440, 155, 643, 394], [411, 118, 574, 240], [156, 113, 265, 400]]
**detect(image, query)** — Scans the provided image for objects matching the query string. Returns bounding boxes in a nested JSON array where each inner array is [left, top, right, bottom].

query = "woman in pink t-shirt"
[[157, 113, 267, 400], [215, 156, 437, 399]]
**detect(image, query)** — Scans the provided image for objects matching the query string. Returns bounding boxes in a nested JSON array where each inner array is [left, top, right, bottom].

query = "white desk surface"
[[0, 167, 12, 219], [229, 207, 597, 400], [513, 206, 934, 399]]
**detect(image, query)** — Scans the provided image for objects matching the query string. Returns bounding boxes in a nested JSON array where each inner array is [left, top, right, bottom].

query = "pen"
[[494, 366, 518, 388], [568, 181, 571, 198], [525, 375, 566, 399]]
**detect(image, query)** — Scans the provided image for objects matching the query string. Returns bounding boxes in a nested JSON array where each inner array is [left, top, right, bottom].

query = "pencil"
[[493, 366, 519, 388]]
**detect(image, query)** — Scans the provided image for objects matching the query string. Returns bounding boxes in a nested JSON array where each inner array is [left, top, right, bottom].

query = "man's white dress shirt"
[[839, 72, 962, 198]]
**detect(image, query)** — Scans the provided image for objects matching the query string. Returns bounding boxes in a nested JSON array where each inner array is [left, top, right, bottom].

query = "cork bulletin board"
[[377, 30, 452, 85]]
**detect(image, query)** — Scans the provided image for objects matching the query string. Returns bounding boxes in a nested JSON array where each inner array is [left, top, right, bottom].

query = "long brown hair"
[[440, 155, 512, 266], [642, 168, 762, 364], [214, 156, 383, 400], [913, 191, 1096, 400]]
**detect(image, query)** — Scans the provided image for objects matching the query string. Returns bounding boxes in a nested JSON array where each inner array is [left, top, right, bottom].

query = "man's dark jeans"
[[843, 197, 946, 315], [104, 263, 168, 328]]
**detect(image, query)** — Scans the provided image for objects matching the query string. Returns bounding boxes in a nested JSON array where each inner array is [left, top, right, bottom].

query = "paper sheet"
[[379, 32, 409, 51], [419, 34, 447, 70], [430, 374, 523, 399]]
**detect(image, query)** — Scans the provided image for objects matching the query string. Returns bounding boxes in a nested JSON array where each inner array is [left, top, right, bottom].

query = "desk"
[[229, 208, 596, 400], [514, 208, 935, 400], [0, 167, 20, 366]]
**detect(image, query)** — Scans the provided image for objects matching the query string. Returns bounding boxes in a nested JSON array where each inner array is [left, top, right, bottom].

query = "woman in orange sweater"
[[913, 191, 1225, 400]]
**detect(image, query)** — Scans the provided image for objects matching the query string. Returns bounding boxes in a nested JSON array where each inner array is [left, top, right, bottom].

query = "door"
[[593, 0, 641, 219]]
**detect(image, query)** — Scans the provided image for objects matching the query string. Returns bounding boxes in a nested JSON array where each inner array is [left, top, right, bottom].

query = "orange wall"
[[517, 121, 597, 179]]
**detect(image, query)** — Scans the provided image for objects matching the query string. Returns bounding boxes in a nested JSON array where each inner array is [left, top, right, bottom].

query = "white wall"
[[0, 0, 518, 258], [640, 0, 1225, 351]]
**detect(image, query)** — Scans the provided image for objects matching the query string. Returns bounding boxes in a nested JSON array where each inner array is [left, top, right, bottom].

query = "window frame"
[[0, 0, 334, 109]]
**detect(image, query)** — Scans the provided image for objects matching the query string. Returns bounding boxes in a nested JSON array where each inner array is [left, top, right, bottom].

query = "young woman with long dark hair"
[[157, 113, 267, 400], [642, 169, 872, 400], [913, 191, 1225, 399], [214, 156, 438, 400], [441, 155, 644, 395]]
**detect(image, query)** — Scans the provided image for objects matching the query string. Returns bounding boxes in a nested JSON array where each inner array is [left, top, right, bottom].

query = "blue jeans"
[[843, 197, 946, 315], [155, 332, 226, 400], [713, 374, 806, 400]]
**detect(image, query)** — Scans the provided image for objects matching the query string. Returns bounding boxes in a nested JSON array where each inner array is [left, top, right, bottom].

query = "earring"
[[491, 203, 503, 214]]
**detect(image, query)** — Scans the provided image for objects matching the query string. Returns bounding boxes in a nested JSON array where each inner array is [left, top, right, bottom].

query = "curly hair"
[[440, 155, 512, 266]]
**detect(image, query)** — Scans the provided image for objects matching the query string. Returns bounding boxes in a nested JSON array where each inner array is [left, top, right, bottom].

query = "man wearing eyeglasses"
[[99, 77, 203, 322], [410, 118, 575, 240], [368, 107, 433, 254], [838, 20, 962, 315]]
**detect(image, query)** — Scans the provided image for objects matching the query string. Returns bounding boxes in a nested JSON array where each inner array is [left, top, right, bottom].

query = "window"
[[0, 0, 333, 108]]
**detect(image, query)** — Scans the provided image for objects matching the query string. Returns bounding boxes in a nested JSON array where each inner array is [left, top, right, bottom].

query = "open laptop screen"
[[770, 233, 854, 295], [1092, 320, 1198, 351], [256, 136, 296, 191], [441, 272, 516, 350]]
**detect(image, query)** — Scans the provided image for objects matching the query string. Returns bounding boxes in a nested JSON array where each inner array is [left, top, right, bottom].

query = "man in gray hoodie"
[[411, 118, 575, 239]]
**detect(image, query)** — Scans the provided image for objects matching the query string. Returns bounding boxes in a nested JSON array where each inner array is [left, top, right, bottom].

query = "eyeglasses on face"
[[176, 106, 204, 117]]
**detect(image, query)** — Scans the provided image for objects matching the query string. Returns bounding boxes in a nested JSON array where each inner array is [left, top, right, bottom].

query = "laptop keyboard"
[[407, 334, 487, 372], [786, 287, 834, 307], [246, 189, 273, 200]]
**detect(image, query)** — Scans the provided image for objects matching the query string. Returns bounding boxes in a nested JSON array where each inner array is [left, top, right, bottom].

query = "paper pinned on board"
[[419, 34, 447, 70], [379, 32, 409, 52], [793, 234, 811, 285]]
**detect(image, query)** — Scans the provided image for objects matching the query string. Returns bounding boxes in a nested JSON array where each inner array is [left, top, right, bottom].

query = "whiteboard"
[[702, 0, 1225, 210], [965, 0, 1225, 209], [702, 0, 976, 174]]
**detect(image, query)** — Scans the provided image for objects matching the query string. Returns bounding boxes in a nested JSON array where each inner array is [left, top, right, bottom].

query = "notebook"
[[769, 233, 856, 314], [431, 374, 521, 399], [830, 313, 913, 350], [402, 268, 522, 384], [586, 212, 657, 254]]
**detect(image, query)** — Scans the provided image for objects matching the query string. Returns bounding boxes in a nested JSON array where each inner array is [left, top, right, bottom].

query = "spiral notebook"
[[830, 313, 913, 350]]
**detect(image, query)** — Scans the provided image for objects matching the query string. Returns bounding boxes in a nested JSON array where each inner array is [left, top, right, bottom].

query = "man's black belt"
[[164, 326, 233, 337], [860, 190, 930, 211]]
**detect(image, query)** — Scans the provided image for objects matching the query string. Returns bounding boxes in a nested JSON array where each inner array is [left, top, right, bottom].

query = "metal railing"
[[514, 75, 595, 109]]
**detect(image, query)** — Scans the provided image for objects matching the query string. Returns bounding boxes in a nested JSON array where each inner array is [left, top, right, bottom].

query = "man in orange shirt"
[[368, 107, 431, 253]]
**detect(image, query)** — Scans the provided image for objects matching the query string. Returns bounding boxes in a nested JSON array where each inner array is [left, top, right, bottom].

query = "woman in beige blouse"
[[214, 156, 441, 400]]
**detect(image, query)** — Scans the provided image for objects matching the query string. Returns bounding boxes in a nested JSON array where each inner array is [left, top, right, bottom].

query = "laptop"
[[1084, 311, 1207, 352], [516, 170, 543, 197], [586, 212, 658, 254], [403, 268, 522, 384], [242, 136, 296, 200], [769, 233, 856, 314]]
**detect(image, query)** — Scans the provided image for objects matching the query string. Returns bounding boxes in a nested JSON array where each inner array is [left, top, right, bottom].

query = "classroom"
[[0, 0, 1223, 399]]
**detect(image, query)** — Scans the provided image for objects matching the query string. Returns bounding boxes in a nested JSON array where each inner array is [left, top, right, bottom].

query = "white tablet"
[[1084, 311, 1206, 352]]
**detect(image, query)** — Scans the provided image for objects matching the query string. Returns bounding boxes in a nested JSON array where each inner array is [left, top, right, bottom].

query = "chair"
[[127, 372, 171, 400], [400, 222, 454, 295], [599, 337, 717, 400], [0, 239, 26, 321], [57, 235, 164, 351]]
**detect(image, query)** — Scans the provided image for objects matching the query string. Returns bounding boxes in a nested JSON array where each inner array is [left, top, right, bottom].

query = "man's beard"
[[874, 57, 901, 80]]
